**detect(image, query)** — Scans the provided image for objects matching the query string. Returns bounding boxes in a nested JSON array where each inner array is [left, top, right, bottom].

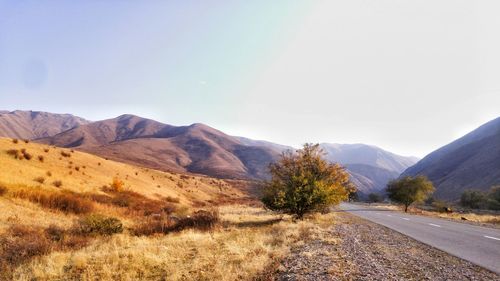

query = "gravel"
[[277, 212, 499, 281]]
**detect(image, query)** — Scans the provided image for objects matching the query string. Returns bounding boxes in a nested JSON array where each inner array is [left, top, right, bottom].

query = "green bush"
[[76, 214, 123, 236], [460, 190, 488, 209]]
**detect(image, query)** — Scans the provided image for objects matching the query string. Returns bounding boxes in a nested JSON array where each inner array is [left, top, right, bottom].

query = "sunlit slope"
[[0, 138, 248, 205]]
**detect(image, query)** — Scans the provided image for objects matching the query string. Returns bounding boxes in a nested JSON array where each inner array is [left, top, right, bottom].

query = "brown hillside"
[[37, 116, 281, 179], [0, 110, 89, 140]]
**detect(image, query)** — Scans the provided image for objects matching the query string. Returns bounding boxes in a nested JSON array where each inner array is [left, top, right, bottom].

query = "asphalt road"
[[340, 203, 500, 274]]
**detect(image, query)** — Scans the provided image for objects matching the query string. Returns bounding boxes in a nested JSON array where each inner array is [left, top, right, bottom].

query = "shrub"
[[460, 190, 488, 209], [0, 185, 7, 196], [134, 209, 219, 236], [52, 180, 63, 188], [368, 193, 384, 203], [262, 143, 350, 218], [76, 214, 123, 236], [174, 209, 220, 232], [45, 225, 65, 242], [6, 149, 20, 159], [14, 190, 93, 214], [33, 176, 45, 184], [12, 138, 18, 144], [23, 139, 29, 144], [23, 152, 33, 160], [432, 200, 453, 213], [60, 151, 71, 158], [46, 171, 52, 177], [43, 148, 50, 153], [0, 225, 51, 268], [165, 196, 180, 203], [38, 155, 44, 162], [110, 177, 125, 192], [75, 166, 80, 171]]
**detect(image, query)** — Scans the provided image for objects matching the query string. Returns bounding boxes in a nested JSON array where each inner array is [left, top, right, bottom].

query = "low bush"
[[60, 151, 71, 158], [52, 180, 63, 188], [133, 209, 219, 236], [43, 148, 50, 153], [13, 189, 94, 214], [431, 200, 453, 213], [0, 225, 51, 275], [33, 176, 45, 184], [23, 139, 29, 144], [6, 149, 20, 159], [0, 185, 7, 196], [0, 224, 90, 280], [12, 138, 18, 144], [46, 171, 52, 177], [165, 196, 180, 203], [368, 193, 384, 203], [76, 214, 123, 236], [110, 177, 125, 192], [38, 155, 44, 162]]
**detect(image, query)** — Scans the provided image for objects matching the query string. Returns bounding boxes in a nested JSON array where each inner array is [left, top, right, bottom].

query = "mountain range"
[[0, 110, 423, 197], [402, 117, 500, 200]]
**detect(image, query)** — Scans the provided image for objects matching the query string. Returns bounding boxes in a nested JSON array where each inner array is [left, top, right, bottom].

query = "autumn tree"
[[386, 176, 434, 212], [261, 143, 350, 219]]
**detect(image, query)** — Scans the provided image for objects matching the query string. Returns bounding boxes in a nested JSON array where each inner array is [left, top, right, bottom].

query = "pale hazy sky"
[[1, 0, 499, 157]]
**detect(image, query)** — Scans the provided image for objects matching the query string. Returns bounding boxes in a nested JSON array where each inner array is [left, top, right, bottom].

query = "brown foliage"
[[52, 180, 63, 188], [0, 224, 90, 280], [133, 209, 219, 236], [60, 151, 71, 158], [12, 138, 18, 144], [13, 189, 94, 214], [0, 185, 7, 196], [38, 155, 45, 162], [110, 177, 124, 192], [33, 176, 46, 184]]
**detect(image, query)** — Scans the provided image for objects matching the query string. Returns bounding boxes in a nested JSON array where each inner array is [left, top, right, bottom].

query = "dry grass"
[[0, 138, 322, 280], [12, 205, 337, 281]]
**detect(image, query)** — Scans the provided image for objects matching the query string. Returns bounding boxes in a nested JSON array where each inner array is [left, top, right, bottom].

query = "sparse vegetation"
[[261, 143, 350, 219], [386, 176, 435, 212], [12, 138, 18, 144], [38, 155, 44, 162], [60, 151, 71, 158]]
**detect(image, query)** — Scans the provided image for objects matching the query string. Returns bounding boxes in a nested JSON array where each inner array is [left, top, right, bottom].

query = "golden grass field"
[[0, 137, 339, 280]]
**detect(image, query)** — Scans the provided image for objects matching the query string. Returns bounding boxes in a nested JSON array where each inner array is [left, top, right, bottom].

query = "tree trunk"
[[404, 204, 408, 212]]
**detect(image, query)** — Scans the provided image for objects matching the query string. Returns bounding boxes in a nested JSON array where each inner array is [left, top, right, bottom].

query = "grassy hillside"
[[0, 137, 337, 280]]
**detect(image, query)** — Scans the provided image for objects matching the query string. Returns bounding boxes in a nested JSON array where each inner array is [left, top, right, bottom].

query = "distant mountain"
[[4, 110, 418, 194], [320, 143, 418, 197], [38, 115, 280, 179], [0, 110, 89, 140], [402, 117, 500, 200]]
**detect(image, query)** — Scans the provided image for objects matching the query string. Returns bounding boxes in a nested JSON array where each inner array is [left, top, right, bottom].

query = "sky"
[[1, 0, 499, 158]]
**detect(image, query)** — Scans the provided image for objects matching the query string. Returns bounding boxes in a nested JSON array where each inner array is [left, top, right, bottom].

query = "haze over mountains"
[[0, 109, 461, 198], [402, 117, 500, 200]]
